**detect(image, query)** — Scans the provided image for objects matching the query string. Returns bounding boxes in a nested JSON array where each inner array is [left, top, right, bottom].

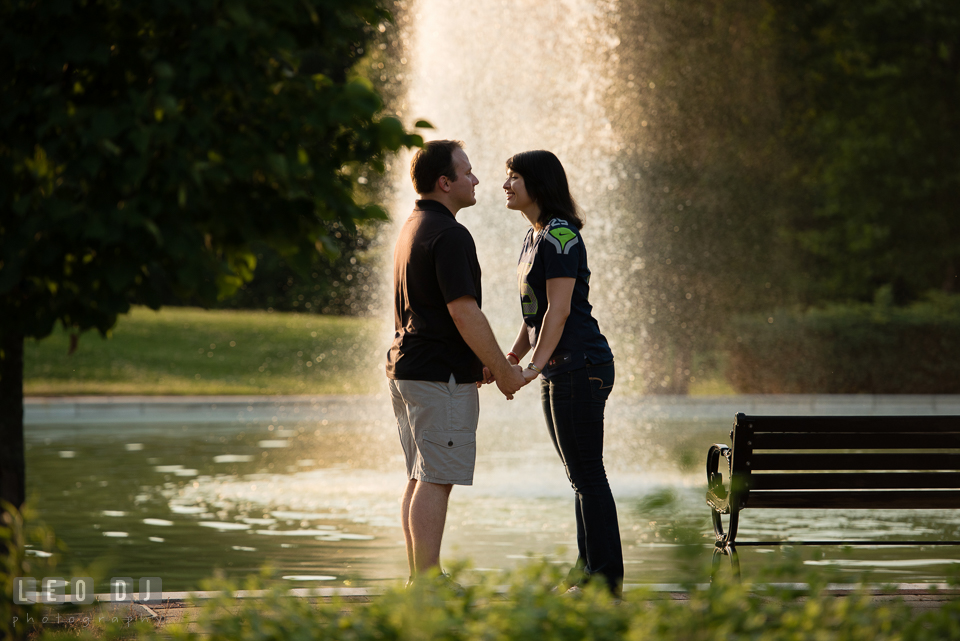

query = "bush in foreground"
[[7, 497, 959, 641], [37, 563, 957, 641]]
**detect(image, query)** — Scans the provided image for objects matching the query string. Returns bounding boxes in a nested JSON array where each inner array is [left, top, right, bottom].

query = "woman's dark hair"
[[410, 139, 463, 195], [505, 150, 583, 229]]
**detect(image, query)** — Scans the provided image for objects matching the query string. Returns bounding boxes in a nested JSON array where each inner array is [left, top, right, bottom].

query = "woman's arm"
[[527, 277, 575, 376], [507, 323, 532, 365], [448, 295, 528, 398]]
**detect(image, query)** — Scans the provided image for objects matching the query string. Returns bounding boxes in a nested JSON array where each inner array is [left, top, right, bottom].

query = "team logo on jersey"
[[517, 261, 538, 316], [544, 223, 579, 254]]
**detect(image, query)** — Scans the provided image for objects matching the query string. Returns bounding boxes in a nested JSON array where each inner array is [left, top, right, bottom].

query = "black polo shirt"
[[386, 200, 484, 383]]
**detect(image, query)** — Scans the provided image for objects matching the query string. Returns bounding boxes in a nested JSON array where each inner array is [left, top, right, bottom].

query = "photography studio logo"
[[13, 576, 163, 604]]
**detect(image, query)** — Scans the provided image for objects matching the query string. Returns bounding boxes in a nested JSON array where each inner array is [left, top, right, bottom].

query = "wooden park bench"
[[705, 413, 960, 577]]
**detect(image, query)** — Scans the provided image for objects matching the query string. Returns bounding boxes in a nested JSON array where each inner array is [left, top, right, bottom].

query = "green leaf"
[[153, 62, 175, 79], [315, 235, 340, 260], [224, 2, 254, 27]]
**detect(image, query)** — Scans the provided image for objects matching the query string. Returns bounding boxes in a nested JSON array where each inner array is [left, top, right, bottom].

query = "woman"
[[502, 150, 623, 596]]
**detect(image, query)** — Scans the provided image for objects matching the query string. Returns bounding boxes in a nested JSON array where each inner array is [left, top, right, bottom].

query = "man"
[[386, 140, 527, 581]]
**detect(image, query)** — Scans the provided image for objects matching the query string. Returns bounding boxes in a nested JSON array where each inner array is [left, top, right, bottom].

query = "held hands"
[[478, 366, 495, 387], [478, 353, 539, 400], [496, 364, 528, 400]]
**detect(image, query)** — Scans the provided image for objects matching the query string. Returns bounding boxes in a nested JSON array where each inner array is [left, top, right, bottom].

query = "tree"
[[0, 0, 423, 510], [771, 0, 960, 304]]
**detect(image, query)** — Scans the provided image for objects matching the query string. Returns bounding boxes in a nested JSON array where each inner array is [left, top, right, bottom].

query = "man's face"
[[447, 148, 479, 209]]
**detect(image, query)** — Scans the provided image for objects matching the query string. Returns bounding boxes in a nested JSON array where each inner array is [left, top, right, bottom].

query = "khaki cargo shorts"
[[388, 374, 480, 485]]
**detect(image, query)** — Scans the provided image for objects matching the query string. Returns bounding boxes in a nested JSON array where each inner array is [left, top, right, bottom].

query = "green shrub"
[[724, 290, 960, 393], [70, 561, 960, 641], [12, 491, 960, 641], [1, 503, 71, 640]]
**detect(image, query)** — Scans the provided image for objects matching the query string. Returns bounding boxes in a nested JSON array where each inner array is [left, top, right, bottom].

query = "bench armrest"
[[706, 443, 732, 513]]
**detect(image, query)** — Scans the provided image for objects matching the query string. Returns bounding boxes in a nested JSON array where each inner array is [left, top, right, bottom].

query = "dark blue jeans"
[[541, 361, 623, 595]]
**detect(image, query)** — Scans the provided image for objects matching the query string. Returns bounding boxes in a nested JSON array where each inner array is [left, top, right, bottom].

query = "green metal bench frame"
[[706, 413, 960, 578]]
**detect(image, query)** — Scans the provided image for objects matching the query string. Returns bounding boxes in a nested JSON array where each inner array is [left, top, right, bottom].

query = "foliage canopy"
[[0, 0, 423, 341], [773, 0, 960, 303]]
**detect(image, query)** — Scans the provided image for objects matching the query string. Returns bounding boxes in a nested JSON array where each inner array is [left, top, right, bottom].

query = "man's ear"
[[437, 175, 452, 193]]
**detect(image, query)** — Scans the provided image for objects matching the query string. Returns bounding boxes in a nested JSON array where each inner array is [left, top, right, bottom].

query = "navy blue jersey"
[[517, 218, 613, 377]]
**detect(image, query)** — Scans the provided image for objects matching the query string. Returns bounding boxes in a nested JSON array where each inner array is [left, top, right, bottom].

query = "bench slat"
[[740, 415, 960, 433], [751, 432, 960, 450], [746, 490, 960, 509], [750, 472, 960, 490], [749, 453, 960, 471], [709, 414, 960, 578]]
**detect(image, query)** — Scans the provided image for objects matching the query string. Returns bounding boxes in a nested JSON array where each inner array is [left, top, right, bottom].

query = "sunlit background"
[[23, 0, 960, 591]]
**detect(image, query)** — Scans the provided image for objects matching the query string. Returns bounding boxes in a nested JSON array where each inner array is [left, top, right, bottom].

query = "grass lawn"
[[24, 307, 384, 396]]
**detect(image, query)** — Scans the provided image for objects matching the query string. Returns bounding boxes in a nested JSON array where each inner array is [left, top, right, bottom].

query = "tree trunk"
[[0, 331, 25, 511]]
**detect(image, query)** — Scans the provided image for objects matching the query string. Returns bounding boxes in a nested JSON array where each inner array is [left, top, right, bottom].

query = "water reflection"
[[26, 394, 960, 590]]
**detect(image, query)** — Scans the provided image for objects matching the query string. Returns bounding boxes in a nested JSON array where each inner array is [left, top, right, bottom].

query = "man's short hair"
[[410, 140, 464, 195]]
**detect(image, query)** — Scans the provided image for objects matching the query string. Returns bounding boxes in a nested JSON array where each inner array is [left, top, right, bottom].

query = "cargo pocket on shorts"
[[420, 430, 476, 482]]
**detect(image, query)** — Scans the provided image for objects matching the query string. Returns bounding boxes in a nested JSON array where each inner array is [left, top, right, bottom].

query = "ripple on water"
[[169, 505, 206, 514], [258, 440, 289, 448], [173, 469, 405, 531], [324, 533, 375, 541], [255, 528, 338, 536], [270, 511, 337, 520], [198, 521, 251, 531], [214, 454, 255, 463]]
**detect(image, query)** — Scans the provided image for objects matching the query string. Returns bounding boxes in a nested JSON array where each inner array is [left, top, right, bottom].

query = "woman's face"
[[503, 169, 536, 213]]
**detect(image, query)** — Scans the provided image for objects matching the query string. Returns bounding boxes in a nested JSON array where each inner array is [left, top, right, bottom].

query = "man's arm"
[[447, 295, 527, 399]]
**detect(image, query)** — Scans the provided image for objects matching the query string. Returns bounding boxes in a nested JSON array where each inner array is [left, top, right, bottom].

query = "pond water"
[[25, 394, 960, 592]]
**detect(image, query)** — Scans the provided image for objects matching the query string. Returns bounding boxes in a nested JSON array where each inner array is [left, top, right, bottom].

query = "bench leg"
[[711, 541, 741, 582], [728, 543, 741, 580]]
